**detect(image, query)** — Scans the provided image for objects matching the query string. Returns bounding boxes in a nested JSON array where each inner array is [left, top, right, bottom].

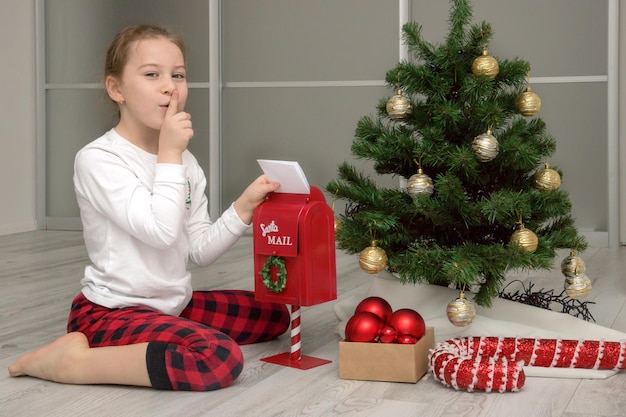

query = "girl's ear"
[[105, 75, 124, 104]]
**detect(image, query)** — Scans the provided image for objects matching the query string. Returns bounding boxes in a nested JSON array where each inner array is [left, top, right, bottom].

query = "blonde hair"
[[104, 24, 187, 84]]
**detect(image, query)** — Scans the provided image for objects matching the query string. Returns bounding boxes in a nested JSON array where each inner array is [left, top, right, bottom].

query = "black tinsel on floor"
[[498, 280, 596, 322]]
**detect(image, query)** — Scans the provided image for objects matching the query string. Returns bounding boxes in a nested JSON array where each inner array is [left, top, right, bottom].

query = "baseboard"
[[45, 217, 83, 231], [0, 220, 38, 236]]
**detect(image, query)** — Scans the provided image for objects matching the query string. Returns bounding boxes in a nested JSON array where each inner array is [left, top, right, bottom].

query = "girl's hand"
[[157, 90, 193, 164], [234, 175, 280, 224]]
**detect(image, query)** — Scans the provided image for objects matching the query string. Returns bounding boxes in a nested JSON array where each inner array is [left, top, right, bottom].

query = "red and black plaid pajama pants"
[[67, 290, 290, 391]]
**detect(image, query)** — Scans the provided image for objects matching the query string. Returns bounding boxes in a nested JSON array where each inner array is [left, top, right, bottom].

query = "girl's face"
[[108, 37, 188, 139]]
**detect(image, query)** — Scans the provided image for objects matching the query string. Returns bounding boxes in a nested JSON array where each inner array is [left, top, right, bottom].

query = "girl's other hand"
[[234, 175, 280, 224], [157, 90, 193, 164]]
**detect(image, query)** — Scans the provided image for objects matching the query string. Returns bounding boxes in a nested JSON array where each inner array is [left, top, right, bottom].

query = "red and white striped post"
[[260, 304, 332, 370], [290, 305, 302, 361]]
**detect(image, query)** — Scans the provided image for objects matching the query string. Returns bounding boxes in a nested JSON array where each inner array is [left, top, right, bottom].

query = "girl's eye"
[[145, 72, 158, 78], [173, 73, 186, 80]]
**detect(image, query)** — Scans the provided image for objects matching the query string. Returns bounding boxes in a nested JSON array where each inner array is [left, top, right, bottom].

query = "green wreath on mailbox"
[[260, 255, 287, 292]]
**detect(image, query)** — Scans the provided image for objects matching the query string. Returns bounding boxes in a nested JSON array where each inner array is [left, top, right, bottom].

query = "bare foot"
[[8, 332, 90, 384]]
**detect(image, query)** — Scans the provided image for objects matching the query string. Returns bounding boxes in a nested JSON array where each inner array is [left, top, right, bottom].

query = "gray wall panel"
[[42, 0, 610, 237], [536, 82, 608, 231], [412, 0, 607, 76], [45, 0, 210, 84], [221, 86, 397, 208], [222, 0, 399, 82]]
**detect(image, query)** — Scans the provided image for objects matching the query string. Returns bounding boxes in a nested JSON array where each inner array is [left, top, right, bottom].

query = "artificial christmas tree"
[[326, 0, 587, 309]]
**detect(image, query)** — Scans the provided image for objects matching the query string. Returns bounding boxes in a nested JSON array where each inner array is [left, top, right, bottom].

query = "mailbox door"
[[253, 200, 303, 304], [297, 201, 337, 306], [254, 203, 301, 258]]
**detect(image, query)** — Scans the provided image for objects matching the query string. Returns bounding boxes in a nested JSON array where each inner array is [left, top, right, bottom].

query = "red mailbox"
[[253, 186, 337, 306]]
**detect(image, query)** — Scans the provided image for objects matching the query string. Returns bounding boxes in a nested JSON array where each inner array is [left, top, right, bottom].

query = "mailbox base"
[[260, 352, 332, 370]]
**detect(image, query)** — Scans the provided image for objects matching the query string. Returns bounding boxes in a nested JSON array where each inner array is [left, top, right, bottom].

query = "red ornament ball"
[[345, 312, 384, 342], [355, 296, 393, 323], [397, 334, 418, 344], [379, 324, 397, 343], [387, 308, 426, 340]]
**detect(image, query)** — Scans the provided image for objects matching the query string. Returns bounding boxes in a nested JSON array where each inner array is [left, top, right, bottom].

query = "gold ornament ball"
[[334, 216, 342, 234], [359, 241, 388, 274], [446, 293, 477, 327], [534, 163, 561, 191], [406, 168, 434, 197], [386, 90, 413, 120], [472, 129, 499, 162], [516, 86, 542, 117], [472, 49, 499, 78], [510, 224, 539, 253], [564, 273, 592, 299], [561, 251, 586, 277]]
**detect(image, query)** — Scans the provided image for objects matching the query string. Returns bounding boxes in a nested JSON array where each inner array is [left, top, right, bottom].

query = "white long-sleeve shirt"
[[73, 129, 250, 316]]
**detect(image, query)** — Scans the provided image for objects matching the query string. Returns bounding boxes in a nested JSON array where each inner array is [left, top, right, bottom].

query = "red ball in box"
[[354, 296, 393, 323], [387, 308, 426, 341], [397, 334, 418, 344], [379, 324, 398, 343], [345, 312, 384, 342]]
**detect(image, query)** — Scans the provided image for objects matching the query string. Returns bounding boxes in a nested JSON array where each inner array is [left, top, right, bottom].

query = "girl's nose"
[[161, 78, 176, 95]]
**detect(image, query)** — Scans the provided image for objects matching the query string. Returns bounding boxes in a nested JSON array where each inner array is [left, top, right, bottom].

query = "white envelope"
[[257, 159, 311, 194]]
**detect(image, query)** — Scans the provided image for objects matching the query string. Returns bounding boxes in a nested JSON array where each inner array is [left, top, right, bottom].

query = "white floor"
[[1, 230, 626, 417]]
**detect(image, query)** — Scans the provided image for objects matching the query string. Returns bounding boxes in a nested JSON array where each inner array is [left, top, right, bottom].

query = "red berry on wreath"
[[355, 296, 393, 323], [387, 308, 425, 340], [345, 312, 383, 342]]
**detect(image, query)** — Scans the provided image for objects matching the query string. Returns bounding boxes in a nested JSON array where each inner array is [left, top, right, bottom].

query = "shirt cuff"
[[222, 202, 252, 235]]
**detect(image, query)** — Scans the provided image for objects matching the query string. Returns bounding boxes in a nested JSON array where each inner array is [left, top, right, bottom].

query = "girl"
[[9, 25, 289, 391]]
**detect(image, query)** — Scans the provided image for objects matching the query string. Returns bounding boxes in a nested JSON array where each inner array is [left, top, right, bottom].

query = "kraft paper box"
[[339, 327, 435, 383]]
